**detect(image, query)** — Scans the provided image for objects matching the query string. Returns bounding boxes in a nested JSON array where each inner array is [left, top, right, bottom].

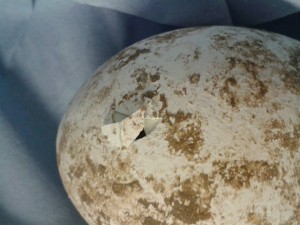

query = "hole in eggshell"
[[135, 129, 146, 140], [102, 108, 161, 146], [134, 117, 161, 141]]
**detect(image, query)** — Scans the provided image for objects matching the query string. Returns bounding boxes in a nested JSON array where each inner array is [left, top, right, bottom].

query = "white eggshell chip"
[[57, 27, 300, 225]]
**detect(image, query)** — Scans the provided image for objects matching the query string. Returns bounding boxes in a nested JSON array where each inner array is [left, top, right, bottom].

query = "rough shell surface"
[[57, 27, 300, 225]]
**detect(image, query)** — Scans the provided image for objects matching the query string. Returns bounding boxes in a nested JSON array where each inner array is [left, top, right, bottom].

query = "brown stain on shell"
[[138, 198, 152, 209], [159, 94, 168, 115], [213, 35, 278, 65], [142, 90, 158, 100], [247, 212, 272, 225], [130, 68, 161, 92], [143, 217, 163, 225], [153, 180, 166, 193], [96, 211, 111, 225], [225, 58, 269, 107], [120, 91, 139, 104], [166, 173, 216, 223], [79, 186, 94, 205], [213, 160, 279, 189], [69, 164, 84, 179], [109, 47, 150, 72], [211, 35, 276, 108], [112, 180, 142, 197], [282, 47, 300, 95], [188, 73, 201, 84], [265, 120, 300, 157], [220, 77, 238, 108], [194, 48, 201, 60], [93, 86, 115, 107], [174, 87, 187, 96], [295, 160, 300, 185], [131, 68, 149, 91], [150, 73, 160, 82], [164, 111, 204, 160]]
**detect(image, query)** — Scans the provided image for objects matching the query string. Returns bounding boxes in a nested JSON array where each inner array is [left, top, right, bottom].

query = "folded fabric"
[[74, 0, 300, 26]]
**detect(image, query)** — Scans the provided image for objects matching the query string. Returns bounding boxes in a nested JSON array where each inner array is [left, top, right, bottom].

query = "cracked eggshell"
[[56, 27, 300, 225]]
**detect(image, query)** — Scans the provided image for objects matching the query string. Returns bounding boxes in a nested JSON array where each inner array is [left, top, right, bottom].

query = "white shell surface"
[[57, 27, 300, 225]]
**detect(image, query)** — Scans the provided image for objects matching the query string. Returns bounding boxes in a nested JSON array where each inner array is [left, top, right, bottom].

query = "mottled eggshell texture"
[[57, 27, 300, 225]]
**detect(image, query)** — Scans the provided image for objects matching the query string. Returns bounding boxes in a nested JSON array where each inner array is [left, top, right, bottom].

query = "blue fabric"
[[0, 0, 299, 224], [74, 0, 300, 25]]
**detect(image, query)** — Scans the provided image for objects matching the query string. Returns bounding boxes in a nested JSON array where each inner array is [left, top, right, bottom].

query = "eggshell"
[[57, 27, 300, 225]]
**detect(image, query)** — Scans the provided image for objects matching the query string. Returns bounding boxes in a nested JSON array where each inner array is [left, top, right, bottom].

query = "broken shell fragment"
[[57, 27, 300, 225]]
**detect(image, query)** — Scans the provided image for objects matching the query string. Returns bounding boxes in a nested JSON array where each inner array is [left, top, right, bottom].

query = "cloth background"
[[0, 0, 299, 224]]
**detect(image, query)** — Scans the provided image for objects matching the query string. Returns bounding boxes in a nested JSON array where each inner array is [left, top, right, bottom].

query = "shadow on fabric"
[[0, 61, 87, 225], [0, 63, 60, 185], [0, 205, 32, 225], [253, 12, 300, 40]]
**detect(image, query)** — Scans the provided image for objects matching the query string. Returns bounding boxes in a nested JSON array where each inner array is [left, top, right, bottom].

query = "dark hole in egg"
[[135, 129, 146, 140]]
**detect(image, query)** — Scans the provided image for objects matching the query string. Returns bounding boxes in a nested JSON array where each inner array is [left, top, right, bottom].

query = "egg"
[[56, 27, 300, 225]]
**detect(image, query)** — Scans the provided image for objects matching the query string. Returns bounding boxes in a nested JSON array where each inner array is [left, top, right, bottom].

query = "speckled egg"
[[56, 27, 300, 225]]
